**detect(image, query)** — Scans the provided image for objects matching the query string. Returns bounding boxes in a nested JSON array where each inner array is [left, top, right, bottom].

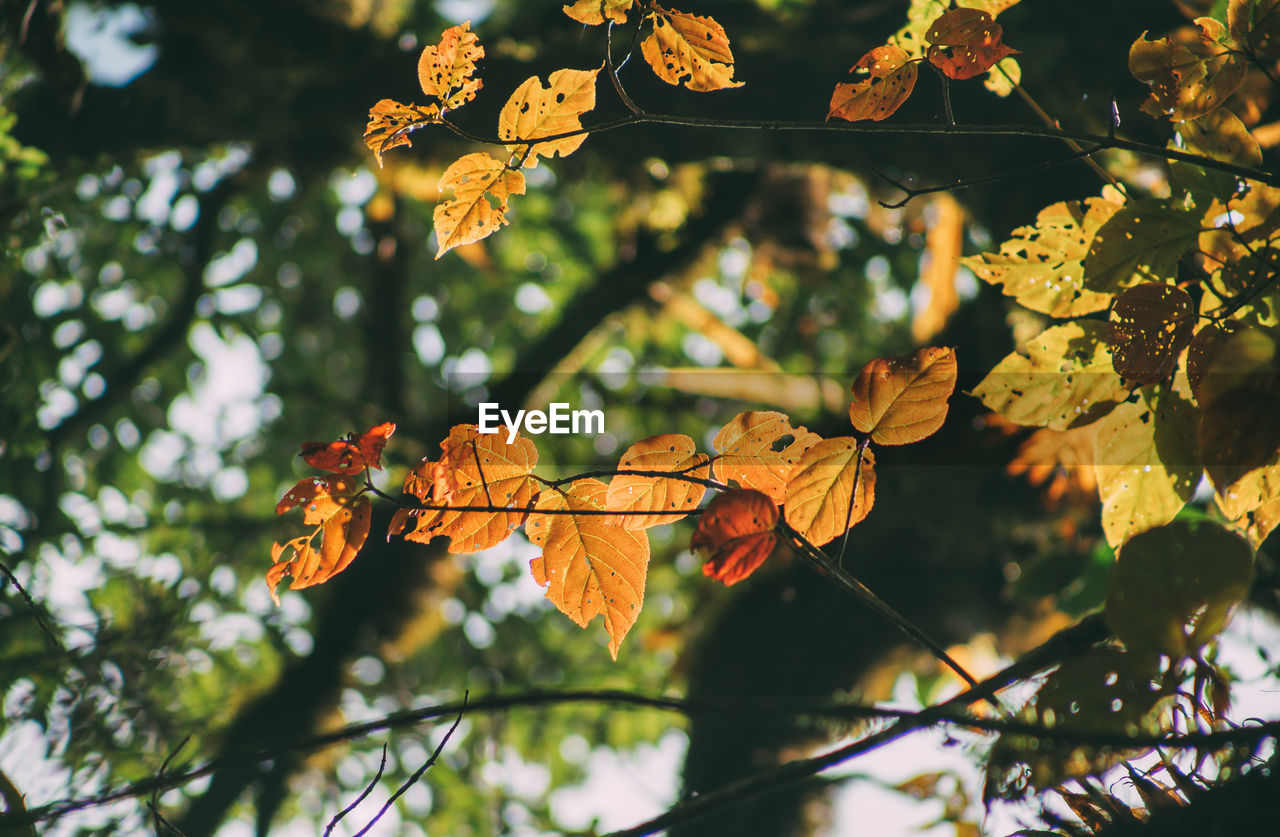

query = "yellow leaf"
[[1229, 0, 1280, 59], [527, 479, 649, 659], [432, 152, 526, 258], [1171, 109, 1263, 201], [849, 346, 957, 445], [712, 411, 821, 504], [1130, 19, 1246, 122], [641, 5, 743, 92], [563, 0, 634, 25], [363, 99, 440, 167], [1083, 200, 1200, 294], [404, 424, 540, 552], [605, 433, 709, 529], [1094, 384, 1201, 549], [784, 438, 876, 547], [961, 197, 1119, 318], [972, 321, 1127, 430], [418, 21, 485, 111], [827, 45, 918, 123], [499, 67, 599, 168]]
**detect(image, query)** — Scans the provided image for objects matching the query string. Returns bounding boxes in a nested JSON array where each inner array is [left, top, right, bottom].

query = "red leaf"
[[692, 489, 780, 585], [925, 8, 1018, 81], [299, 422, 396, 474]]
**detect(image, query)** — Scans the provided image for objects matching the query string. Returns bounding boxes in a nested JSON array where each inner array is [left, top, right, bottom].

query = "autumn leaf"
[[563, 0, 634, 25], [712, 410, 821, 504], [499, 67, 599, 168], [605, 433, 709, 529], [1106, 520, 1254, 657], [961, 198, 1119, 318], [692, 489, 780, 586], [1198, 327, 1280, 493], [890, 0, 1022, 97], [1082, 200, 1200, 294], [1107, 283, 1195, 385], [1229, 0, 1280, 59], [849, 346, 957, 445], [1171, 109, 1264, 201], [1130, 19, 1246, 122], [973, 321, 1127, 430], [299, 421, 396, 474], [403, 424, 540, 553], [269, 477, 372, 604], [783, 438, 876, 547], [1198, 184, 1280, 268], [1186, 320, 1245, 403], [527, 478, 649, 659], [433, 152, 526, 258], [364, 99, 440, 167], [1007, 425, 1098, 505], [924, 8, 1018, 80], [641, 5, 744, 92], [827, 45, 919, 123], [418, 21, 485, 111], [1093, 384, 1201, 549]]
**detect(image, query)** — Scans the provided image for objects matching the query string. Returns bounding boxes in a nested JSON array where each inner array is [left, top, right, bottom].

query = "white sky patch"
[[63, 1, 158, 86], [550, 729, 686, 832]]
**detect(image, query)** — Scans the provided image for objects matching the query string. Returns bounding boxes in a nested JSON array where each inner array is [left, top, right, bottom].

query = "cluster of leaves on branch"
[[272, 348, 957, 657], [364, 3, 742, 257]]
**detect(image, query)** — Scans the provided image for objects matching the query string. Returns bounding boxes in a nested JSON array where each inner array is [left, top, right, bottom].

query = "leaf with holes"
[[563, 0, 634, 25], [606, 433, 709, 529], [1108, 284, 1195, 385], [641, 5, 743, 92], [403, 424, 540, 553], [299, 422, 396, 475], [784, 439, 876, 547], [528, 478, 649, 659], [1094, 383, 1202, 549], [849, 346, 957, 445], [269, 478, 372, 604], [827, 45, 918, 123], [364, 99, 440, 167], [1230, 0, 1280, 59], [1107, 519, 1254, 657], [973, 321, 1128, 430], [432, 152, 525, 258], [1171, 109, 1263, 202], [499, 67, 599, 168], [1083, 200, 1200, 294], [924, 8, 1018, 80], [1130, 19, 1246, 122], [962, 198, 1119, 317], [418, 21, 485, 110], [692, 489, 780, 585], [712, 411, 821, 504]]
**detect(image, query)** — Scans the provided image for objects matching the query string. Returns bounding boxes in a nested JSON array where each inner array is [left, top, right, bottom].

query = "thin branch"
[[351, 695, 466, 837], [606, 22, 644, 115], [323, 744, 387, 837], [148, 735, 191, 836], [0, 559, 60, 650], [835, 438, 871, 568]]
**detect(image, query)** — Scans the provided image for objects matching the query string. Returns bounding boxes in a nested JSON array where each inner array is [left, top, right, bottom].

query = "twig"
[[0, 559, 60, 650], [606, 22, 644, 115], [835, 438, 872, 568], [148, 735, 191, 836], [350, 694, 467, 837], [323, 744, 387, 837]]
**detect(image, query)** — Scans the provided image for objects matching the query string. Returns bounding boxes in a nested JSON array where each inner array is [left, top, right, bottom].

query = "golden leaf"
[[363, 99, 440, 167], [499, 67, 600, 168], [563, 0, 634, 25], [432, 152, 526, 258], [849, 346, 957, 445], [712, 411, 821, 504], [641, 5, 744, 92], [418, 21, 485, 110], [527, 479, 650, 659], [605, 433, 709, 529], [827, 45, 918, 123], [784, 438, 876, 547]]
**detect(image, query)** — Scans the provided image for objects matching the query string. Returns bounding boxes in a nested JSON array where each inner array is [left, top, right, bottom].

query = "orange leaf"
[[784, 439, 876, 547], [605, 433, 710, 529], [433, 152, 526, 258], [924, 8, 1018, 80], [363, 99, 440, 167], [299, 422, 396, 474], [827, 45, 918, 123], [527, 479, 650, 659], [641, 5, 744, 92], [269, 484, 372, 604], [563, 0, 634, 25], [692, 489, 780, 586], [1007, 425, 1098, 505], [404, 424, 540, 553], [711, 411, 821, 504], [418, 21, 484, 110], [1107, 283, 1195, 385], [849, 346, 958, 445], [499, 67, 599, 168]]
